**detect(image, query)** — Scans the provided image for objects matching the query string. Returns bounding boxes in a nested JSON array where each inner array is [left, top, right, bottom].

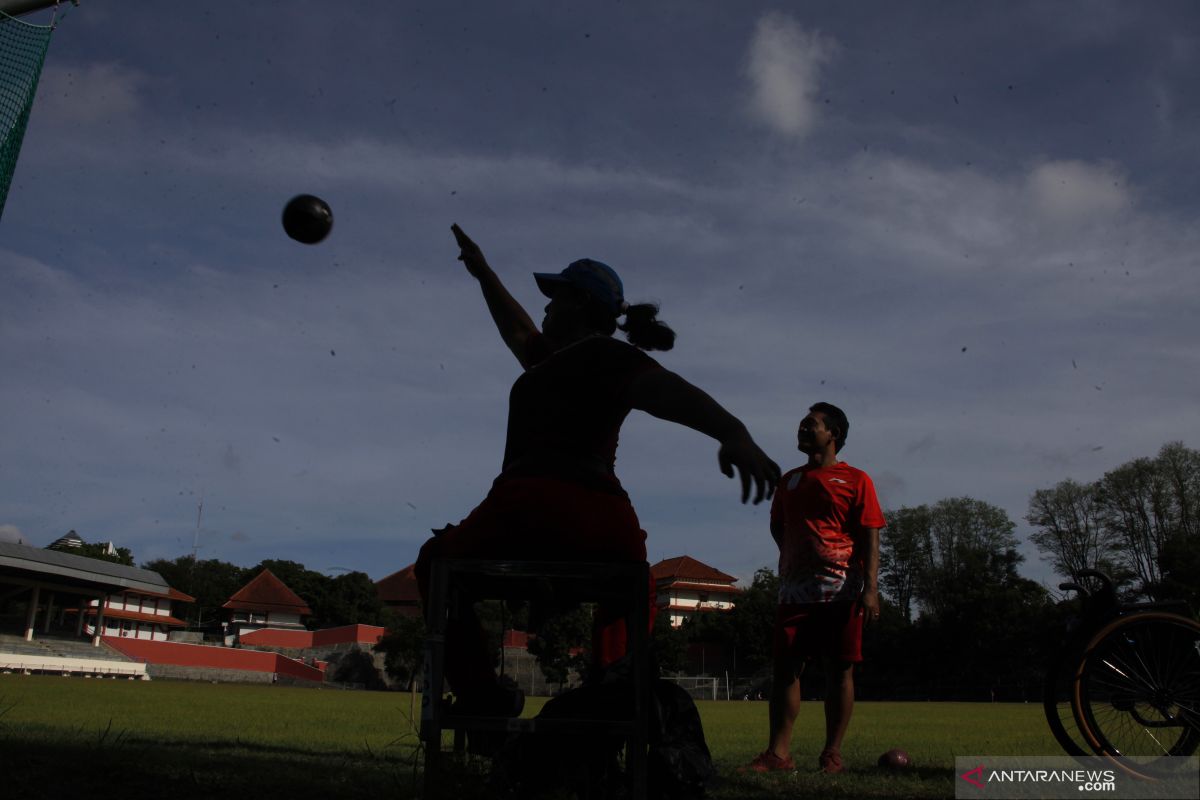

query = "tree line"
[[1027, 441, 1198, 607], [139, 555, 389, 631]]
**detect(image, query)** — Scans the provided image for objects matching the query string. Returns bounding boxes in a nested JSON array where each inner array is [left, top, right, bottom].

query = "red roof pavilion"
[[222, 568, 312, 616], [375, 563, 421, 617]]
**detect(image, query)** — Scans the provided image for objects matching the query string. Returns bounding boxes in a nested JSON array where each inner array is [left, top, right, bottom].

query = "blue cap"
[[533, 258, 626, 316]]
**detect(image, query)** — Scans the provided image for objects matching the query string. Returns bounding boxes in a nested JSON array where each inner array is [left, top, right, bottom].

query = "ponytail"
[[619, 302, 675, 351]]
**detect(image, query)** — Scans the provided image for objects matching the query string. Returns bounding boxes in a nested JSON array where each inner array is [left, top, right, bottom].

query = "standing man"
[[747, 402, 885, 774]]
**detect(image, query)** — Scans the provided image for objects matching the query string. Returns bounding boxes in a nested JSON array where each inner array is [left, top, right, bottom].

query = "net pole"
[[0, 1, 75, 18], [0, 3, 55, 219]]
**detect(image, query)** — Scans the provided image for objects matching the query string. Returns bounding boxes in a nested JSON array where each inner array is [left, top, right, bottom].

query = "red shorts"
[[773, 601, 863, 664], [415, 476, 654, 679]]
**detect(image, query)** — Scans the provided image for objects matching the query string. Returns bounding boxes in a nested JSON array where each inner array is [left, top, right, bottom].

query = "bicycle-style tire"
[[1044, 648, 1091, 756], [1071, 611, 1200, 761]]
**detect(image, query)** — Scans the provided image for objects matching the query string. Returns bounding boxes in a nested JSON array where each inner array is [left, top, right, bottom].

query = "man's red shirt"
[[770, 461, 885, 604]]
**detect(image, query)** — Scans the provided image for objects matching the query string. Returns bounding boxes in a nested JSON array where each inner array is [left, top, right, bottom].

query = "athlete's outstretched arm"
[[451, 224, 538, 366], [627, 368, 781, 504]]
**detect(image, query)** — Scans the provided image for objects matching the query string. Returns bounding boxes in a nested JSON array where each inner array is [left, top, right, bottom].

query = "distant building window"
[[698, 593, 709, 604]]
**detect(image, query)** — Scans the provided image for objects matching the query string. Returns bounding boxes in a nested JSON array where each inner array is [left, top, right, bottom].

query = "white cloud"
[[745, 13, 837, 138], [0, 524, 28, 545], [1026, 159, 1131, 226]]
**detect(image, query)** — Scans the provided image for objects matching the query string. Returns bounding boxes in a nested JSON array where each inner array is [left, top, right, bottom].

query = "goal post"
[[660, 674, 720, 701]]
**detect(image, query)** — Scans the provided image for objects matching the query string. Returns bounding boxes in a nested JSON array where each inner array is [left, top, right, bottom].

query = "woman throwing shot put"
[[415, 224, 780, 716]]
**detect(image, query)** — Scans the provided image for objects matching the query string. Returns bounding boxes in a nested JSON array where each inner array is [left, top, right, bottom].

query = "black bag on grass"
[[647, 679, 715, 800], [489, 676, 714, 800]]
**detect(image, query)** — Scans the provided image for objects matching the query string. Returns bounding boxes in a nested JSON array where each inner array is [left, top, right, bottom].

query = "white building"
[[82, 586, 194, 641], [651, 555, 740, 628]]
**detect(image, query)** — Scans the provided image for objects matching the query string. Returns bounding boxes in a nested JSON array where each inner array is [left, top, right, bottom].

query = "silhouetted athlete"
[[415, 223, 780, 717]]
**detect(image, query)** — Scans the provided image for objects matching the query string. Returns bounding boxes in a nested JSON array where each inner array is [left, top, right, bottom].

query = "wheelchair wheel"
[[1044, 649, 1091, 756], [1072, 612, 1200, 760]]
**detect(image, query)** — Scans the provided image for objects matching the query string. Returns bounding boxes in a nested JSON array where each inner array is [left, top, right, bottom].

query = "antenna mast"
[[191, 491, 204, 561], [188, 490, 204, 628]]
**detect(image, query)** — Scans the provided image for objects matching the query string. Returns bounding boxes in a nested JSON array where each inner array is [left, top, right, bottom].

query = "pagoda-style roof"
[[650, 556, 738, 586], [376, 563, 420, 605], [48, 530, 84, 550], [222, 569, 312, 616]]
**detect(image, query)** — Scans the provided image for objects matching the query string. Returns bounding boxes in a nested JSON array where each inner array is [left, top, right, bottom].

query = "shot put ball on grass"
[[878, 748, 912, 770], [282, 194, 333, 244]]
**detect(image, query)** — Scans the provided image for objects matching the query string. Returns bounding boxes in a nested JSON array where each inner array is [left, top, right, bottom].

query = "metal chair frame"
[[421, 558, 650, 799]]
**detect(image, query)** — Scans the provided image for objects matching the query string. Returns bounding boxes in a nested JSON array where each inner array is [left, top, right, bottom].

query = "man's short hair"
[[810, 402, 849, 453]]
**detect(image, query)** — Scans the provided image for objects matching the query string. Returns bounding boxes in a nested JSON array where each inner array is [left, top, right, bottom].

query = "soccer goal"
[[661, 674, 720, 701]]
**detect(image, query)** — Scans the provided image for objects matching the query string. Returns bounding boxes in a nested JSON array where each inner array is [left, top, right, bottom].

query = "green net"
[[1, 10, 54, 220]]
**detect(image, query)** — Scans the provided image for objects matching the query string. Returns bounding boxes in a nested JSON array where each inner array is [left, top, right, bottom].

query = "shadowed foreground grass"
[[1, 675, 1063, 799]]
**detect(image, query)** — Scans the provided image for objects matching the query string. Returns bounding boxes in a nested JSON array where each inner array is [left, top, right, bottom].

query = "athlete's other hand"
[[718, 432, 781, 504], [860, 587, 881, 625]]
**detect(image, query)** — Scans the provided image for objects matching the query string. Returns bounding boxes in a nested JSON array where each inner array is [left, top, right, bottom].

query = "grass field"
[[0, 675, 1066, 799]]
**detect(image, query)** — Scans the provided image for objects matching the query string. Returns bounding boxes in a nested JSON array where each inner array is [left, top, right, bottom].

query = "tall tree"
[[1027, 479, 1120, 582], [714, 567, 778, 678], [1155, 442, 1200, 542], [1096, 457, 1173, 595], [879, 505, 931, 622], [375, 609, 426, 690], [1093, 442, 1200, 600], [325, 571, 386, 627], [650, 616, 690, 675], [916, 497, 1021, 621]]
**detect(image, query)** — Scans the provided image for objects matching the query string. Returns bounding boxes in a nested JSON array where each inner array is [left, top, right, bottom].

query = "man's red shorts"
[[773, 601, 864, 664]]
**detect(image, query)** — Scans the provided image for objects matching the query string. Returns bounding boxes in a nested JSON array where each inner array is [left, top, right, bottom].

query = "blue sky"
[[2, 1, 1198, 590]]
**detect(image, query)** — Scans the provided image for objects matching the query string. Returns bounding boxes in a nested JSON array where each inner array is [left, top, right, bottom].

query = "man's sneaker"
[[818, 748, 844, 774], [743, 750, 796, 772]]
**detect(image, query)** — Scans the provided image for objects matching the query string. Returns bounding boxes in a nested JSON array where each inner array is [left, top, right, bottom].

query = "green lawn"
[[0, 675, 1064, 799]]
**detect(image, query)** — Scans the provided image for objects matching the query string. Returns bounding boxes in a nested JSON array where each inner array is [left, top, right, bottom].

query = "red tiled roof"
[[161, 587, 196, 603], [221, 569, 312, 615], [86, 607, 188, 627], [657, 581, 741, 595], [502, 630, 531, 649], [118, 586, 196, 603], [650, 556, 737, 586], [376, 563, 420, 605]]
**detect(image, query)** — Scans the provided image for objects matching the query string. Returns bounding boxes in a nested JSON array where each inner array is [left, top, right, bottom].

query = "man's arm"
[[859, 527, 881, 622], [451, 224, 539, 366], [626, 368, 780, 504], [770, 517, 784, 549]]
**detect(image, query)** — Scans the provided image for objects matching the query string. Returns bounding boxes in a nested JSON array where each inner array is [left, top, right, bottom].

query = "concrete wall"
[[237, 624, 385, 649], [146, 664, 275, 684], [103, 636, 325, 682]]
